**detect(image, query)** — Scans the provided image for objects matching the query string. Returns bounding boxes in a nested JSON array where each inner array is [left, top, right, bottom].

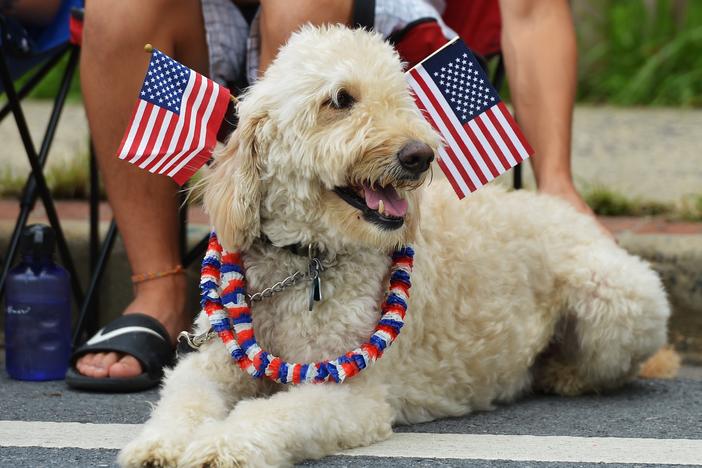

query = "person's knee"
[[261, 0, 353, 41], [83, 1, 137, 52], [83, 0, 180, 52]]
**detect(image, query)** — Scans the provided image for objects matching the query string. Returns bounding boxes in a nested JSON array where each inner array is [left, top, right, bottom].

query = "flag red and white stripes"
[[406, 39, 533, 199], [117, 49, 230, 185]]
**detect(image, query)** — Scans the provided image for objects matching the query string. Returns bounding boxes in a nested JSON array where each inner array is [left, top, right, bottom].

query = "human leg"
[[75, 0, 209, 380], [499, 0, 608, 232]]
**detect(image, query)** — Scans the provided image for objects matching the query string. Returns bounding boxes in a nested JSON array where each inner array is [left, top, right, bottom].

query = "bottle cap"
[[20, 224, 56, 258]]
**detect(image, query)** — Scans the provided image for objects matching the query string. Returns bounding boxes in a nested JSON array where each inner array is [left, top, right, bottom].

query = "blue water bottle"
[[5, 224, 72, 380]]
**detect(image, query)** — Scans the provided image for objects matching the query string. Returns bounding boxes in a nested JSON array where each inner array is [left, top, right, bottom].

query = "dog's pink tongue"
[[363, 183, 408, 217]]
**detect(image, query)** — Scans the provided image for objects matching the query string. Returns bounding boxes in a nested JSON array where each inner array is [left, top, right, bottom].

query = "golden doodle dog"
[[120, 26, 670, 467]]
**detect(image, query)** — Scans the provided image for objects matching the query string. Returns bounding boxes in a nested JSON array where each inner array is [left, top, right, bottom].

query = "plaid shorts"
[[201, 0, 456, 87]]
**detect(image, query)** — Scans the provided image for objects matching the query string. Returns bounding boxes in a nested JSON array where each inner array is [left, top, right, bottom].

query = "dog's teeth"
[[378, 200, 385, 215]]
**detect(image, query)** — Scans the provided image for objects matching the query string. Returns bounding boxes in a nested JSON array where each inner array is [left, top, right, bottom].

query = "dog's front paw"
[[179, 435, 264, 468], [118, 434, 184, 468]]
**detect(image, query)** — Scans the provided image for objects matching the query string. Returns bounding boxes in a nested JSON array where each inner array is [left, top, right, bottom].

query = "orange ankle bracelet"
[[131, 265, 185, 284]]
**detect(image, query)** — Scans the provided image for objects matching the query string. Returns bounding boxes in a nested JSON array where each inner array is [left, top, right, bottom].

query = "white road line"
[[344, 433, 702, 465], [0, 421, 136, 449], [1, 421, 701, 465]]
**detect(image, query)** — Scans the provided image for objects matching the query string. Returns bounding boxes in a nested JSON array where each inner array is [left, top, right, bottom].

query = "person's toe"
[[77, 352, 120, 378], [108, 355, 143, 378], [76, 353, 103, 377], [76, 353, 94, 371], [75, 355, 92, 376]]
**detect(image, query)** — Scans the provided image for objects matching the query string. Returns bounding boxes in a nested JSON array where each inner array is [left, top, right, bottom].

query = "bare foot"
[[75, 274, 192, 379], [539, 180, 614, 239]]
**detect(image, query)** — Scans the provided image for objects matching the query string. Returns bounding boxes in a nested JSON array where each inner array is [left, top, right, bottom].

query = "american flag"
[[117, 48, 231, 185], [406, 39, 533, 199]]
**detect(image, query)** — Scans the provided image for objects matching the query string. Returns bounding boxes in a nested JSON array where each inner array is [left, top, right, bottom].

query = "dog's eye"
[[329, 89, 355, 110]]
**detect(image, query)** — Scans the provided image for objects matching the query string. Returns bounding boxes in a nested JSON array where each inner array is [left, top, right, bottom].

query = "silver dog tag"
[[308, 245, 323, 311], [308, 274, 322, 311]]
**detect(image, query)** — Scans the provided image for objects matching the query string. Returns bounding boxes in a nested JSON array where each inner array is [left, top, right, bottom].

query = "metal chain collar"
[[178, 244, 334, 353], [247, 247, 332, 303], [246, 269, 307, 302]]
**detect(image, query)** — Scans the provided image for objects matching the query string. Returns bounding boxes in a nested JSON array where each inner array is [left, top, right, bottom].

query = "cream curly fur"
[[119, 25, 670, 467]]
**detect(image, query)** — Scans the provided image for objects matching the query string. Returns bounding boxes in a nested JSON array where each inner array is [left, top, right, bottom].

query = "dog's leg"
[[534, 242, 670, 396], [118, 344, 262, 468], [179, 382, 394, 467]]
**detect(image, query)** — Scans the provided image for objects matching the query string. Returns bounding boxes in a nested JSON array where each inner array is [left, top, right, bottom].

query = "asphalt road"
[[1, 369, 701, 468]]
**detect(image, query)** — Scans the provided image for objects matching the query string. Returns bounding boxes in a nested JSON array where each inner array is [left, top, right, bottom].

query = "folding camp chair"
[[0, 1, 86, 307]]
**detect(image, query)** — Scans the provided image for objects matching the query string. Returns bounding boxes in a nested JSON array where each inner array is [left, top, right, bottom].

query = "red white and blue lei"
[[200, 231, 414, 384]]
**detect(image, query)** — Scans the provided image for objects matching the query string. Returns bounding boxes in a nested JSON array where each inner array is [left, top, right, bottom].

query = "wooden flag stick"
[[230, 94, 239, 104]]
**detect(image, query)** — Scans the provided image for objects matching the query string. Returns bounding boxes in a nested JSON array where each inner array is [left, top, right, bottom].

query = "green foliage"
[[577, 0, 702, 106], [584, 186, 671, 216], [11, 0, 701, 108], [9, 54, 82, 101]]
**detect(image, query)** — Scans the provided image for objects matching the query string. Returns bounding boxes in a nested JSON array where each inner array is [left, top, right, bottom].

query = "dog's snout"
[[397, 141, 434, 174]]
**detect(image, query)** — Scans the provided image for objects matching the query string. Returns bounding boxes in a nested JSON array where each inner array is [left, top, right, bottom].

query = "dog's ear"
[[203, 110, 266, 251]]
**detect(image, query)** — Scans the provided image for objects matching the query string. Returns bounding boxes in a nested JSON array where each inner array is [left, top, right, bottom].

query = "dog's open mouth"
[[334, 182, 407, 230]]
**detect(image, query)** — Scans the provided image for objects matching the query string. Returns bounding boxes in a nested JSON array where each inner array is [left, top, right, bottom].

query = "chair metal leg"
[[72, 220, 118, 347], [178, 189, 188, 262], [86, 142, 101, 336], [512, 164, 523, 190], [490, 55, 523, 191], [183, 233, 209, 268], [0, 46, 83, 303], [89, 143, 100, 267]]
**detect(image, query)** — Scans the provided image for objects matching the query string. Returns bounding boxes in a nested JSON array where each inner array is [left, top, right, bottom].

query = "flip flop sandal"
[[65, 313, 174, 392]]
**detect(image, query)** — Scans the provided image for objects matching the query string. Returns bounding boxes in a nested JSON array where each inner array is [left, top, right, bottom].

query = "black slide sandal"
[[66, 313, 174, 392]]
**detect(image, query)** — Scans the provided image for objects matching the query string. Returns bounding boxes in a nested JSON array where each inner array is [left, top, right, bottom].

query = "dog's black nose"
[[397, 141, 434, 174]]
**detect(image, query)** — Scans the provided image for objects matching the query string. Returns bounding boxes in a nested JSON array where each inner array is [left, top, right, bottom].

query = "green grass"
[[577, 0, 702, 107], [678, 194, 702, 221], [583, 186, 702, 221], [0, 170, 27, 197], [0, 152, 94, 200], [45, 152, 91, 199]]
